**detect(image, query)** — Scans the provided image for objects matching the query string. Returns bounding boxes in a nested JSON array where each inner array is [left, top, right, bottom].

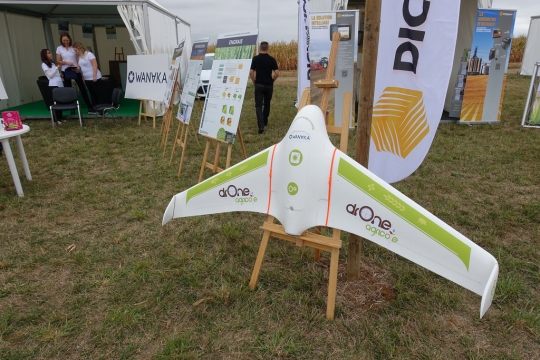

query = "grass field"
[[1, 71, 539, 359]]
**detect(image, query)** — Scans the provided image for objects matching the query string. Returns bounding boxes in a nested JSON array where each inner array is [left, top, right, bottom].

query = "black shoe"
[[258, 129, 264, 134]]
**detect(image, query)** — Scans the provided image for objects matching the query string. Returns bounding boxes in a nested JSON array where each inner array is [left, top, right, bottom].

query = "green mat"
[[3, 94, 141, 119]]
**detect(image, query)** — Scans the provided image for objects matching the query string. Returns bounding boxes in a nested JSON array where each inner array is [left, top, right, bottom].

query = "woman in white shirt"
[[40, 48, 65, 124], [73, 42, 102, 111], [56, 32, 94, 113]]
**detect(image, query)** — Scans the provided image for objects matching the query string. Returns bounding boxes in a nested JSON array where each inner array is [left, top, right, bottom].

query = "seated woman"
[[40, 48, 65, 124], [73, 42, 102, 113]]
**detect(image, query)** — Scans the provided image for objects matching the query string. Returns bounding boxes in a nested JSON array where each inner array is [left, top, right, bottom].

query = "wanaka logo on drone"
[[346, 204, 398, 242], [128, 71, 167, 83], [289, 131, 311, 142], [219, 185, 257, 204]]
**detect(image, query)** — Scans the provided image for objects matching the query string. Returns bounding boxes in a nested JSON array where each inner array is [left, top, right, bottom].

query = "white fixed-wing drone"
[[163, 105, 498, 318]]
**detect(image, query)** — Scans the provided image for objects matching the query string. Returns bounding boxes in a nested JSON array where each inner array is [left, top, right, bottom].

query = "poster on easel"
[[459, 9, 516, 124], [521, 62, 540, 128], [177, 38, 209, 124], [164, 40, 185, 105], [309, 10, 358, 127], [125, 54, 170, 102], [198, 29, 258, 143], [0, 77, 7, 100]]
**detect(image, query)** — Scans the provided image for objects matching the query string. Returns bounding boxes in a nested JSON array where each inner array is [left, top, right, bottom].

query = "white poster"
[[198, 29, 258, 143], [125, 54, 170, 102], [164, 40, 185, 105], [369, 0, 460, 183], [297, 0, 311, 106], [309, 11, 358, 127], [177, 38, 209, 124], [0, 77, 7, 99]]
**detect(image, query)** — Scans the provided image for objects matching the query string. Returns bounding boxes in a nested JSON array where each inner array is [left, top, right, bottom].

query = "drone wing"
[[322, 151, 498, 318], [163, 145, 276, 225]]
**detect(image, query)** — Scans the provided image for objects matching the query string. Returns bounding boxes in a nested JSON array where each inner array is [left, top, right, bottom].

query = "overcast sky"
[[158, 0, 539, 44]]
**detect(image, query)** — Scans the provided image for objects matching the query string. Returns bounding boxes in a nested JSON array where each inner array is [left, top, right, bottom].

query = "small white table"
[[0, 124, 32, 197]]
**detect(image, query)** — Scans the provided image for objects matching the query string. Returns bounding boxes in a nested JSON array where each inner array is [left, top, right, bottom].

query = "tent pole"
[[43, 18, 56, 60], [143, 2, 152, 52]]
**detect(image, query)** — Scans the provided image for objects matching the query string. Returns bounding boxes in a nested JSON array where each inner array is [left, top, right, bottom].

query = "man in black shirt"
[[250, 41, 279, 134]]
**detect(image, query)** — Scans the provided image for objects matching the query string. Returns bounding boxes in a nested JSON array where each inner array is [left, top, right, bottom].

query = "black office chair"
[[92, 87, 123, 119], [50, 87, 83, 128]]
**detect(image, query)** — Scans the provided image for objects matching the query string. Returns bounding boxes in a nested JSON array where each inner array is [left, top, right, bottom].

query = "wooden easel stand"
[[162, 80, 182, 156], [197, 128, 247, 183], [249, 32, 352, 320], [138, 99, 157, 128]]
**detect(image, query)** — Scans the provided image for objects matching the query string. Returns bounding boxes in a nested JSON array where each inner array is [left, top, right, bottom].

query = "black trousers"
[[62, 71, 93, 109], [84, 79, 102, 108], [254, 83, 273, 131]]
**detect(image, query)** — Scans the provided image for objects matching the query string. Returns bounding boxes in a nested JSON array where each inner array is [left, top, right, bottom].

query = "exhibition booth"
[[0, 0, 191, 114]]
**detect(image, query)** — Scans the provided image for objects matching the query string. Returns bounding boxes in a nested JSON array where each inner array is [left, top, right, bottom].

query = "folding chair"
[[93, 87, 123, 119], [50, 87, 83, 128]]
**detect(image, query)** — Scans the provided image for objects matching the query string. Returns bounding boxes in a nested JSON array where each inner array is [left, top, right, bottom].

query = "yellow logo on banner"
[[371, 87, 429, 159]]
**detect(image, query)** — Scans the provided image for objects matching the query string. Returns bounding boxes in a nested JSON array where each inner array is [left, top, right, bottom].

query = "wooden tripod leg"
[[326, 247, 340, 320], [249, 230, 272, 290], [189, 122, 201, 147], [225, 143, 232, 169], [169, 121, 182, 165], [236, 127, 247, 159], [213, 141, 221, 173], [198, 139, 211, 183], [177, 125, 189, 177], [138, 100, 143, 126]]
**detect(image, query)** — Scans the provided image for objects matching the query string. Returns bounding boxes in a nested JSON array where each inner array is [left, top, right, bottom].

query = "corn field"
[[205, 36, 526, 70], [509, 35, 527, 63]]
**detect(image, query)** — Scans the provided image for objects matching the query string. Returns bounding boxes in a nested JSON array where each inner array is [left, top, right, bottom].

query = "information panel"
[[309, 11, 358, 127], [460, 9, 516, 123], [177, 38, 209, 124], [198, 29, 258, 143]]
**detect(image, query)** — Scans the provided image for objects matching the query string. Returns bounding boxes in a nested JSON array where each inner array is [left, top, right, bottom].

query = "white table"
[[0, 124, 31, 197]]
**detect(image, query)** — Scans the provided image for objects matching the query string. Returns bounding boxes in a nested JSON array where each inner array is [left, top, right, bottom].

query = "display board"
[[0, 77, 7, 99], [163, 40, 185, 105], [125, 54, 170, 102], [177, 38, 209, 124], [309, 10, 358, 127], [521, 61, 540, 128], [459, 9, 516, 123], [198, 29, 258, 143]]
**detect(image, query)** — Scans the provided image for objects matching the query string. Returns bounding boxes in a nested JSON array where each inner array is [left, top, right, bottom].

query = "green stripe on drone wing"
[[186, 150, 270, 204], [337, 158, 471, 270]]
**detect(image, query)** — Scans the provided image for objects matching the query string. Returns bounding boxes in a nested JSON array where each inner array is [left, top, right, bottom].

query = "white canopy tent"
[[0, 0, 191, 110], [520, 16, 540, 76]]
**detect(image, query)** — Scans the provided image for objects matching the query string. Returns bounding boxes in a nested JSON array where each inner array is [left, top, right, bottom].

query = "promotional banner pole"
[[348, 0, 381, 281]]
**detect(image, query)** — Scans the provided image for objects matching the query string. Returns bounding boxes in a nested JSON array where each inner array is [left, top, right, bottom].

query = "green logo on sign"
[[287, 182, 299, 195], [289, 150, 303, 166]]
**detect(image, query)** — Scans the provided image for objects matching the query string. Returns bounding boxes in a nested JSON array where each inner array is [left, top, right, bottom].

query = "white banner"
[[369, 0, 461, 183], [125, 54, 170, 102], [0, 77, 7, 99], [297, 0, 310, 106]]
